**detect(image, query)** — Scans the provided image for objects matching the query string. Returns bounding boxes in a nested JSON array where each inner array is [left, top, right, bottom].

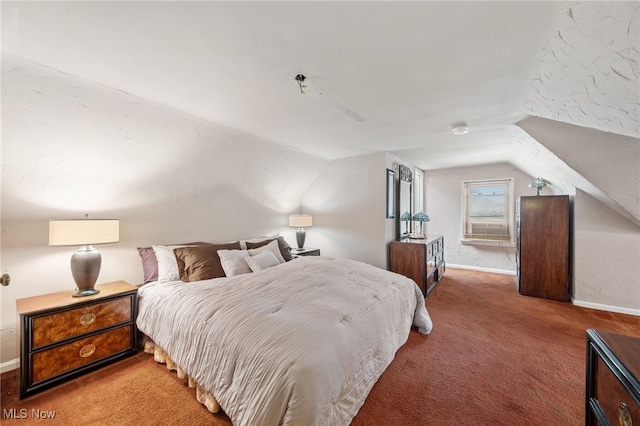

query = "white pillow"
[[247, 239, 286, 264], [153, 244, 192, 282], [245, 250, 280, 272], [217, 249, 252, 276]]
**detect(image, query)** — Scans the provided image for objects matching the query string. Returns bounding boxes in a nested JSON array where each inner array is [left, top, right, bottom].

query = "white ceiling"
[[1, 1, 638, 173]]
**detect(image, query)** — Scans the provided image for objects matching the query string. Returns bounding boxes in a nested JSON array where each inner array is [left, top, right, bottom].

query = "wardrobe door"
[[518, 195, 570, 302]]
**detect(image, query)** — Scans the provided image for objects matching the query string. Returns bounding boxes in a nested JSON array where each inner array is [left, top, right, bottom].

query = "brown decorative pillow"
[[137, 242, 211, 283], [246, 236, 293, 261], [174, 242, 242, 282]]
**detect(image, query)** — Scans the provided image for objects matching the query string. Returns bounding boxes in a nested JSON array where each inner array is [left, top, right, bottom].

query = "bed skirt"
[[143, 339, 222, 414]]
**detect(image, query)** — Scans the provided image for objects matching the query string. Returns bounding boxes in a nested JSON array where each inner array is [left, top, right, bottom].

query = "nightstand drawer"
[[32, 325, 133, 383], [31, 296, 133, 349], [586, 329, 640, 426], [594, 356, 640, 426]]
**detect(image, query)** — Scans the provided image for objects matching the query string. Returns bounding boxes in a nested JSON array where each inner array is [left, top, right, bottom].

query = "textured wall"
[[518, 117, 640, 225], [524, 1, 639, 138], [424, 164, 557, 273], [302, 152, 389, 269], [0, 55, 328, 364], [573, 189, 640, 311]]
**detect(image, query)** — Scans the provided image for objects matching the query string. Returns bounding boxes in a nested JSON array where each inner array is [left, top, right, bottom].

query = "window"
[[413, 168, 425, 233], [414, 168, 424, 212], [461, 178, 514, 245]]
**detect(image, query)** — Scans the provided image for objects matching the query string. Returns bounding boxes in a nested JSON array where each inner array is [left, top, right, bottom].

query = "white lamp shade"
[[49, 219, 119, 246], [289, 214, 313, 228]]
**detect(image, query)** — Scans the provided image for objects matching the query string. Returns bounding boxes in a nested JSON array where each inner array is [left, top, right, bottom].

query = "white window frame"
[[461, 178, 515, 247], [413, 168, 425, 233]]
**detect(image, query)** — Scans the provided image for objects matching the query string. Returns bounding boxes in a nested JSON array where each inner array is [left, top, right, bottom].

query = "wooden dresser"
[[389, 235, 445, 296], [16, 281, 138, 398], [586, 329, 640, 426], [516, 195, 570, 301]]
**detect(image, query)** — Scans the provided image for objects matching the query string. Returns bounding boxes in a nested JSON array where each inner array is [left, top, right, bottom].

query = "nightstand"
[[16, 280, 138, 398], [586, 329, 639, 426], [291, 248, 320, 257]]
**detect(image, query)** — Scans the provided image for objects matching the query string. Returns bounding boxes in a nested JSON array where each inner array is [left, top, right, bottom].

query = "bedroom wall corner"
[[0, 54, 329, 365], [302, 152, 388, 268], [573, 189, 640, 311]]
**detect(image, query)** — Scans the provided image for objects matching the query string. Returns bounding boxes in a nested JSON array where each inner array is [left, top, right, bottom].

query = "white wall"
[[425, 162, 640, 314], [302, 151, 388, 268], [0, 55, 329, 365], [424, 163, 560, 273], [573, 189, 640, 313]]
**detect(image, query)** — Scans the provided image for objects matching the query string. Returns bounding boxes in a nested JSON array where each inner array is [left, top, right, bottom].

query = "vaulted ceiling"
[[2, 1, 639, 224]]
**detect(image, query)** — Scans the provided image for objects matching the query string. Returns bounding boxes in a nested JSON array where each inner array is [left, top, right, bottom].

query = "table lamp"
[[412, 211, 430, 235], [289, 214, 313, 250], [49, 216, 119, 297]]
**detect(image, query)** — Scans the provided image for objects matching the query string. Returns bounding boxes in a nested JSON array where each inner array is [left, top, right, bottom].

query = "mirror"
[[397, 165, 413, 237]]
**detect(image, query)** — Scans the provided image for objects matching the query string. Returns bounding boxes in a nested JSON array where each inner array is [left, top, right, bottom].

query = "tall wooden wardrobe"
[[516, 195, 570, 301]]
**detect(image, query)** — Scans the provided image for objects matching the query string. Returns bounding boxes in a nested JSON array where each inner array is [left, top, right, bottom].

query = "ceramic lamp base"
[[70, 245, 101, 297], [296, 227, 306, 249]]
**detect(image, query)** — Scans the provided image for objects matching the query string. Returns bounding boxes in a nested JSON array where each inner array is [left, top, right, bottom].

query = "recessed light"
[[452, 123, 469, 135]]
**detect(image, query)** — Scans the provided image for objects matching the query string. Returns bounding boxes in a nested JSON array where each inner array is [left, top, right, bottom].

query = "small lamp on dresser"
[[412, 211, 430, 236], [289, 214, 312, 250], [49, 215, 119, 297], [528, 177, 547, 196]]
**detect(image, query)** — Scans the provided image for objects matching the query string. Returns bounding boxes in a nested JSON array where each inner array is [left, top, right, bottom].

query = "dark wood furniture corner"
[[389, 235, 445, 297], [16, 280, 138, 399], [586, 329, 640, 426], [291, 248, 320, 257]]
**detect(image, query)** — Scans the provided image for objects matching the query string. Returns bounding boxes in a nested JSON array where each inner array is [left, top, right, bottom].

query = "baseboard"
[[1, 358, 19, 373], [446, 263, 516, 276], [572, 299, 640, 317]]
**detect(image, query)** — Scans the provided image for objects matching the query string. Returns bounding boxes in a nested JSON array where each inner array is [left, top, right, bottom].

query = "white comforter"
[[137, 256, 432, 426]]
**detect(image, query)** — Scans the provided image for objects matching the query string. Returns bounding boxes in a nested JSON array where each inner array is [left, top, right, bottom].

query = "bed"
[[136, 238, 432, 426]]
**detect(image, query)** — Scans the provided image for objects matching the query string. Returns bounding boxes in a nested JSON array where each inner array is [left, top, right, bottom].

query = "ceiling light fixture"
[[295, 74, 307, 94], [451, 122, 469, 135]]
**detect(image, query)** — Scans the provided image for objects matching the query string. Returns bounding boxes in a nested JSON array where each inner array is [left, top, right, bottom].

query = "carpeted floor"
[[2, 268, 639, 425]]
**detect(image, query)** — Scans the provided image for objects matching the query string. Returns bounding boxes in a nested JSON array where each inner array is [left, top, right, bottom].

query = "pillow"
[[247, 239, 286, 264], [217, 249, 252, 276], [137, 246, 160, 284], [153, 245, 194, 282], [138, 242, 210, 283], [246, 236, 293, 261], [173, 242, 242, 282], [245, 250, 280, 272], [239, 235, 278, 250]]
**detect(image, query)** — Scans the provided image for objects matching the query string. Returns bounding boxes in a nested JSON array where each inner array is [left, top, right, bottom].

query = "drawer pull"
[[79, 344, 96, 358], [80, 313, 96, 326], [618, 403, 633, 426]]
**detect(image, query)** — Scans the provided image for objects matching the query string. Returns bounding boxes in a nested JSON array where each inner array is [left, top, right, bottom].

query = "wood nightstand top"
[[16, 280, 137, 315]]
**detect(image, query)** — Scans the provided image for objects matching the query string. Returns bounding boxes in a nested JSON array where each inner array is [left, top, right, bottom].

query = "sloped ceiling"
[[2, 1, 639, 223]]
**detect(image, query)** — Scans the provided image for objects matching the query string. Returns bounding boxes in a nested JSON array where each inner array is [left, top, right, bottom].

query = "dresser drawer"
[[17, 281, 138, 398], [594, 356, 640, 426], [31, 296, 133, 349], [32, 325, 133, 384], [586, 329, 640, 426]]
